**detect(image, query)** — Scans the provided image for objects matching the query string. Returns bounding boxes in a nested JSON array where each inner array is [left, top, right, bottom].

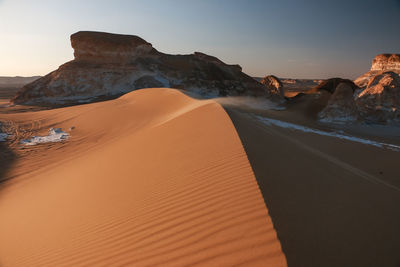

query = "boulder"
[[356, 71, 400, 123], [313, 78, 357, 94], [12, 31, 272, 105], [318, 82, 358, 123], [260, 75, 284, 98]]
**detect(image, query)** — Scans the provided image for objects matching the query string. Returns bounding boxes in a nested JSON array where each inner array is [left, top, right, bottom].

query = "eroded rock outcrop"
[[318, 82, 358, 123], [356, 71, 400, 123], [313, 78, 358, 94], [355, 54, 400, 88], [13, 31, 274, 105], [260, 75, 284, 98], [317, 72, 400, 124]]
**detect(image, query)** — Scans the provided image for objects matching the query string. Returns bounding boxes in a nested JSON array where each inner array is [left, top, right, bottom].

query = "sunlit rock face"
[[355, 54, 400, 88], [370, 54, 400, 71], [356, 71, 400, 123], [318, 82, 358, 123], [12, 31, 272, 105], [260, 75, 284, 98]]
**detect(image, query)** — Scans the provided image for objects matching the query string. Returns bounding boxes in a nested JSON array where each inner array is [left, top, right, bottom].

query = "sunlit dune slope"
[[0, 88, 286, 266]]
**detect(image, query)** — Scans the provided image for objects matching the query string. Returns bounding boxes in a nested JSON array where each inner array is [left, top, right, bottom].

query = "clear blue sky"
[[1, 0, 399, 78]]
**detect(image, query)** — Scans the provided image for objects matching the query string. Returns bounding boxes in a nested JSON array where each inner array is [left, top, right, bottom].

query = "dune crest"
[[0, 88, 286, 266]]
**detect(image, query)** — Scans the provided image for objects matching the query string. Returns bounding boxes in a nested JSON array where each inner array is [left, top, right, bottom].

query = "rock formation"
[[313, 78, 358, 94], [318, 82, 358, 123], [356, 71, 400, 123], [316, 72, 400, 124], [355, 54, 400, 88], [12, 31, 276, 105], [260, 75, 284, 98]]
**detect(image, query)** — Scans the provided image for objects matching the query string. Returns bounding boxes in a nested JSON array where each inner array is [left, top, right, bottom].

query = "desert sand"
[[0, 88, 286, 266], [2, 83, 400, 266]]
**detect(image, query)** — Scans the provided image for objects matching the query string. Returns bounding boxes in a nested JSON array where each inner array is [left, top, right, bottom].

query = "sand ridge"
[[0, 88, 286, 266]]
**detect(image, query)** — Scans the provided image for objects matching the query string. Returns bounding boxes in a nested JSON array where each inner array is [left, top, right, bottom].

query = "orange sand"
[[0, 88, 286, 266]]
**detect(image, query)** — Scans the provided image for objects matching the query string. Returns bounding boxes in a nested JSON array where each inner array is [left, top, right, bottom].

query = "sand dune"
[[0, 88, 286, 266]]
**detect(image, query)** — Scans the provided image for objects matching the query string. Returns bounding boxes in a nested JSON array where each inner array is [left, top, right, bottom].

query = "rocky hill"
[[12, 31, 277, 105]]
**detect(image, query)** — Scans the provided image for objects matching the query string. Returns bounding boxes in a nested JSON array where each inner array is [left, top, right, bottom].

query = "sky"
[[0, 0, 399, 79]]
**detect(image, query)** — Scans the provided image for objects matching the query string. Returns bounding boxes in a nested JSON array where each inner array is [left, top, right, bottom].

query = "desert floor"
[[226, 107, 400, 267]]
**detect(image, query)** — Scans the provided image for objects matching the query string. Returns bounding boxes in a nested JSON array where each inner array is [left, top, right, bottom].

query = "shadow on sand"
[[225, 107, 400, 267]]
